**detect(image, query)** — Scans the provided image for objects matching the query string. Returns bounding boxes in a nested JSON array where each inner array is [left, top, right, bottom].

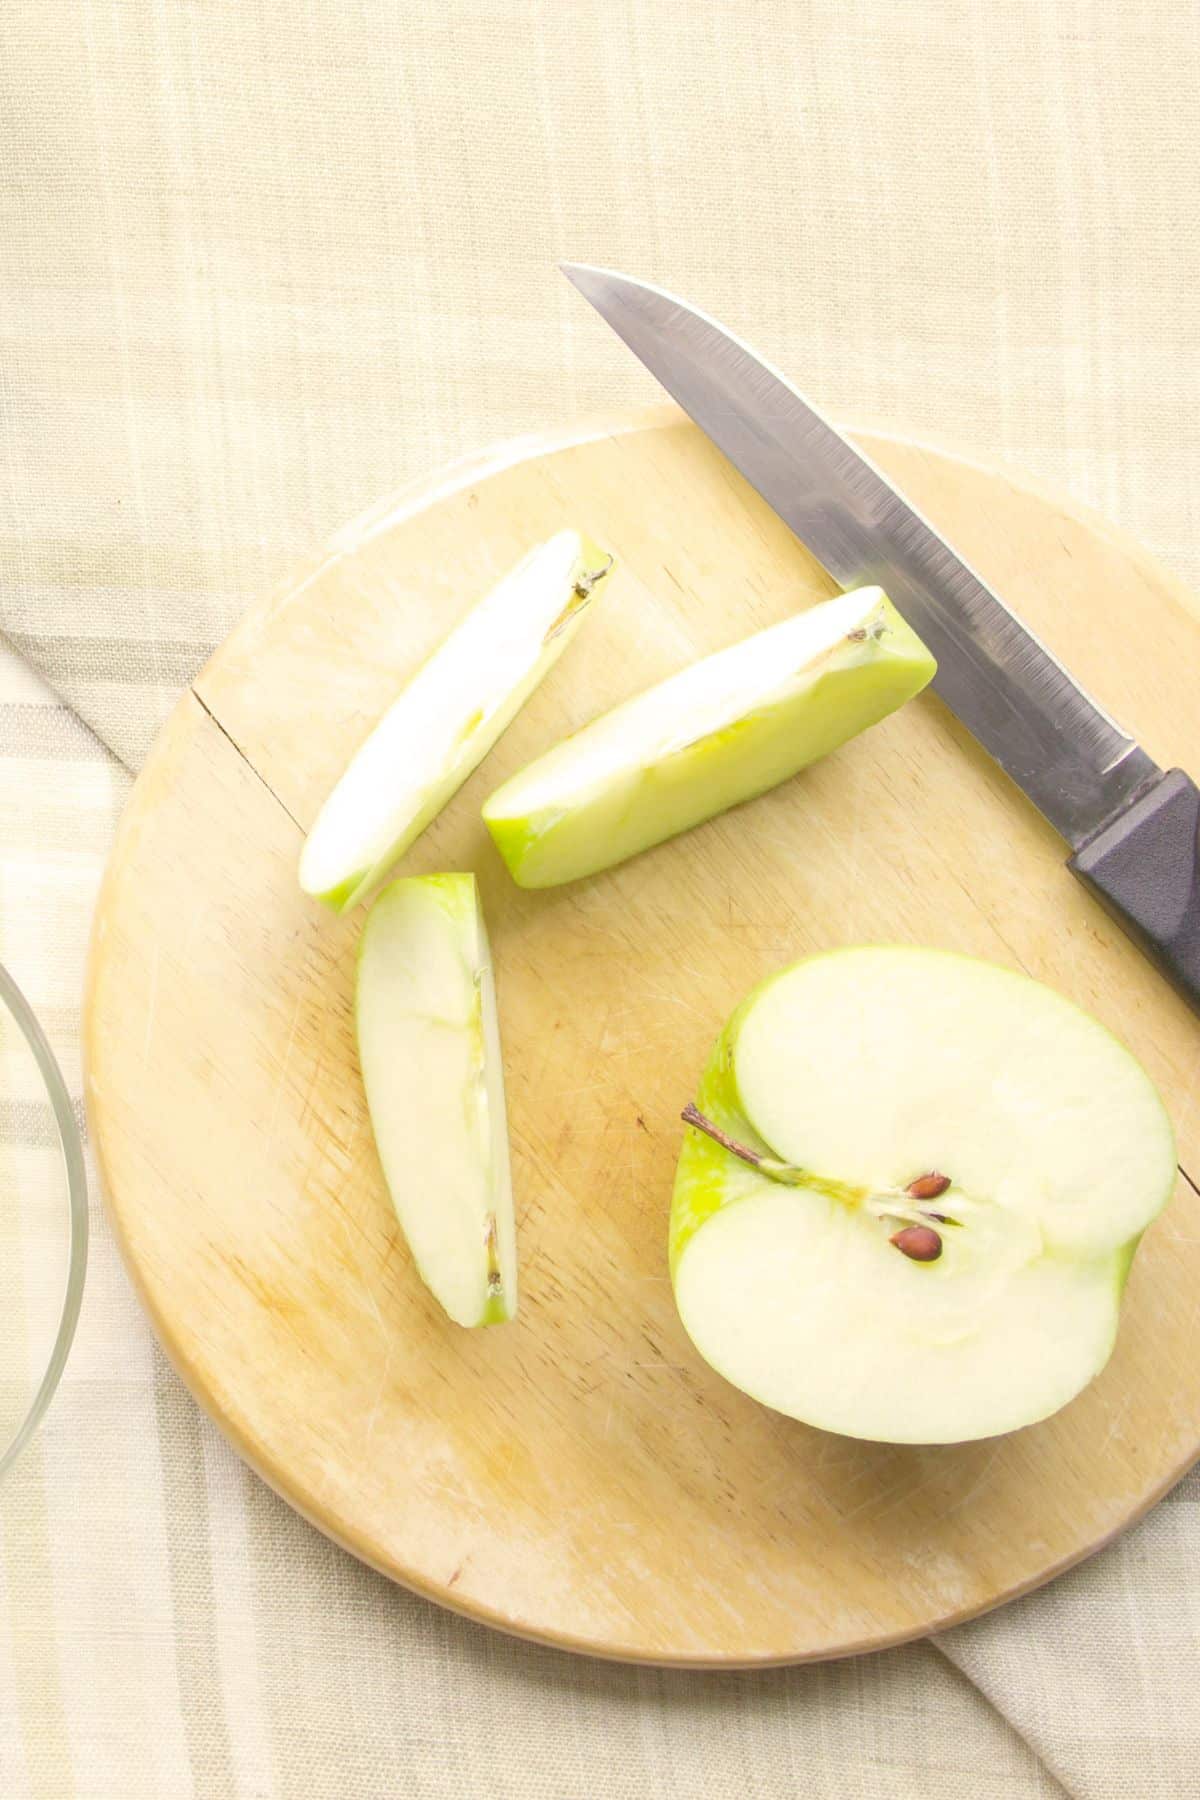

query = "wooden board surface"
[[85, 408, 1200, 1666]]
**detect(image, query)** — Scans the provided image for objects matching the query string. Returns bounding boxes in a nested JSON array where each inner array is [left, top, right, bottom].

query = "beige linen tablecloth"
[[3, 4, 1199, 1795]]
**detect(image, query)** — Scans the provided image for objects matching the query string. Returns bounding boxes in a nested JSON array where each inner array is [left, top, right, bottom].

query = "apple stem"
[[681, 1104, 968, 1232], [574, 552, 615, 598], [546, 556, 616, 642], [680, 1102, 772, 1169], [679, 1104, 864, 1204]]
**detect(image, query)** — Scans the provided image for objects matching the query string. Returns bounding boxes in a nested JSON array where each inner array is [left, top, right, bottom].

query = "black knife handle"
[[1068, 769, 1200, 1012]]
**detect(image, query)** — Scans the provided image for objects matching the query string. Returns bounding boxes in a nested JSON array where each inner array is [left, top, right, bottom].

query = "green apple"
[[482, 586, 934, 888], [356, 873, 516, 1327], [301, 530, 614, 912], [671, 947, 1175, 1443]]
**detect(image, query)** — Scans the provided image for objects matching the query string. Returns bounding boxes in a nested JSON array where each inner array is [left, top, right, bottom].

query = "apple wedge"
[[356, 873, 516, 1327], [672, 947, 1175, 1444], [482, 586, 934, 888], [301, 531, 614, 912]]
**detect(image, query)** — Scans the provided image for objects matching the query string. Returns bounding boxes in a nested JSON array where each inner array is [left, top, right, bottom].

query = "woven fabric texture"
[[2, 3, 1199, 1794]]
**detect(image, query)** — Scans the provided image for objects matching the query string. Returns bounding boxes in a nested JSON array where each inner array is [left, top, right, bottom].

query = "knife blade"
[[562, 262, 1200, 1011]]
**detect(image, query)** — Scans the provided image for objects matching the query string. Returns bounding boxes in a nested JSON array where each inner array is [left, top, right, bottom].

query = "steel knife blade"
[[562, 263, 1200, 1011]]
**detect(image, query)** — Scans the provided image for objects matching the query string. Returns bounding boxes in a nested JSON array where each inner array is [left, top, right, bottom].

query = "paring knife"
[[562, 263, 1200, 1015]]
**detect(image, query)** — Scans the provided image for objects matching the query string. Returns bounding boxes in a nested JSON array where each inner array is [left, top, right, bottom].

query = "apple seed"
[[906, 1171, 951, 1200], [889, 1224, 943, 1262]]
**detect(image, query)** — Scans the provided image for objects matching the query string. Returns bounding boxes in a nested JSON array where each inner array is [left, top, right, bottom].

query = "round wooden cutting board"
[[85, 408, 1200, 1666]]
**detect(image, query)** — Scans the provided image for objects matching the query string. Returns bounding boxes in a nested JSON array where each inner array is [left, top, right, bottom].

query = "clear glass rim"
[[0, 961, 88, 1479]]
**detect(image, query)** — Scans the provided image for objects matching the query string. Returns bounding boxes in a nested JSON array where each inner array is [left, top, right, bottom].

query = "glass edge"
[[0, 961, 88, 1480]]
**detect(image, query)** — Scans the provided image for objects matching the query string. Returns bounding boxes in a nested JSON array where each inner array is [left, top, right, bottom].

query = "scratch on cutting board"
[[364, 1339, 396, 1446], [179, 893, 207, 970], [942, 1447, 1002, 1520], [141, 943, 161, 1067], [553, 1074, 614, 1102], [1095, 1395, 1132, 1460], [838, 1471, 915, 1523], [870, 1461, 951, 1520], [1170, 1063, 1200, 1146], [319, 1191, 388, 1338], [639, 980, 710, 1023], [264, 992, 304, 1157]]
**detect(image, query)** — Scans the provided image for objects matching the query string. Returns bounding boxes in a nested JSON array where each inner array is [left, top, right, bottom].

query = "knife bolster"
[[1069, 768, 1200, 1012]]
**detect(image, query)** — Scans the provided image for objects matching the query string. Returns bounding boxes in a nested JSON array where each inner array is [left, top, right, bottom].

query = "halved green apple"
[[301, 530, 614, 912], [482, 586, 934, 888], [672, 947, 1175, 1443], [356, 873, 515, 1327]]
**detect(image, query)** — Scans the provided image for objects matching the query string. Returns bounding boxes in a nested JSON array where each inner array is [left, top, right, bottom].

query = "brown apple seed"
[[890, 1225, 943, 1262], [906, 1171, 951, 1201]]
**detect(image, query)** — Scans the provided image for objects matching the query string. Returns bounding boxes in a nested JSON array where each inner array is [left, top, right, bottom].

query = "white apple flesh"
[[671, 948, 1175, 1443], [356, 874, 516, 1327], [301, 530, 614, 912], [482, 586, 935, 888]]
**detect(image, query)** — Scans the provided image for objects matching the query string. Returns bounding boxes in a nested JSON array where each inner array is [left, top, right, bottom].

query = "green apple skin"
[[356, 872, 516, 1329], [671, 947, 1176, 1445], [483, 587, 934, 889], [301, 530, 613, 914]]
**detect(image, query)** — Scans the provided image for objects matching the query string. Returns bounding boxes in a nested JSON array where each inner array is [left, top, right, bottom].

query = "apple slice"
[[671, 947, 1175, 1444], [301, 530, 614, 912], [356, 873, 516, 1327], [482, 586, 934, 888]]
